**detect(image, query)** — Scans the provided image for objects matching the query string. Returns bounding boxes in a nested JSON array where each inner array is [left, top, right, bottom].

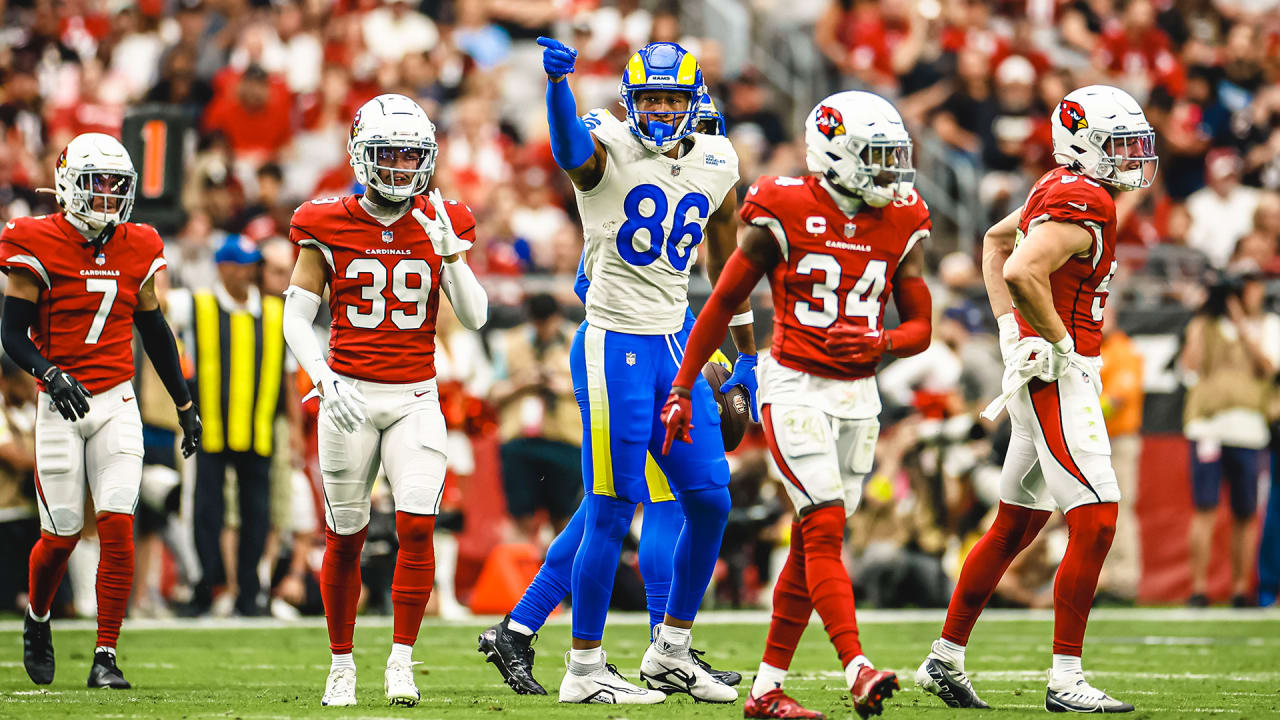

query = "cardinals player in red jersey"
[[662, 91, 933, 719], [0, 133, 201, 689], [915, 86, 1157, 714], [282, 94, 488, 708]]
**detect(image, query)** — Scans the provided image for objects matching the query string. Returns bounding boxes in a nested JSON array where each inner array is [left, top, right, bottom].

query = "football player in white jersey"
[[527, 37, 756, 704]]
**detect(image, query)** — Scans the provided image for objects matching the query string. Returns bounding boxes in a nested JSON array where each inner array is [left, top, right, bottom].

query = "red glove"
[[660, 388, 693, 455], [825, 323, 891, 365]]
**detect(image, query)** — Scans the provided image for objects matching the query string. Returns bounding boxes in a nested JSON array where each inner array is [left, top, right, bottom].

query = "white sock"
[[95, 646, 116, 657], [507, 618, 535, 637], [658, 624, 691, 651], [933, 638, 966, 669], [751, 662, 788, 697], [389, 643, 413, 665], [844, 655, 872, 687], [331, 653, 356, 671], [1052, 654, 1082, 678], [569, 647, 602, 668], [28, 606, 50, 623]]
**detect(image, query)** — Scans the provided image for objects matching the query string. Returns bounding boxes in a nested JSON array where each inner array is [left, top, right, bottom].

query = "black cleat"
[[23, 612, 54, 685], [478, 615, 547, 695], [690, 647, 741, 687], [87, 650, 131, 689]]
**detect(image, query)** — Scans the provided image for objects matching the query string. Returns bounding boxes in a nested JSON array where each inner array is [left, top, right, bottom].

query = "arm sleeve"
[[441, 260, 489, 330], [0, 297, 54, 378], [884, 276, 932, 358], [672, 250, 768, 391], [282, 286, 333, 387], [133, 307, 192, 407], [547, 80, 596, 170]]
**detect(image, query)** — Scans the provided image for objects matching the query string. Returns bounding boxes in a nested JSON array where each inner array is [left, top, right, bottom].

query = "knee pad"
[[326, 501, 372, 536], [395, 511, 435, 549], [1066, 502, 1118, 551], [47, 508, 84, 535], [96, 512, 134, 546]]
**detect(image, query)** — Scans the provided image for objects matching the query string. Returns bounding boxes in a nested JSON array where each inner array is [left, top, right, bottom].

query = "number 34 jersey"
[[575, 109, 739, 335], [289, 195, 475, 383], [741, 175, 930, 381], [0, 214, 166, 392]]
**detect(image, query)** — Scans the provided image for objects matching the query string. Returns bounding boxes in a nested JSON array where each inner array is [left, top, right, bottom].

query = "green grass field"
[[1, 610, 1277, 719]]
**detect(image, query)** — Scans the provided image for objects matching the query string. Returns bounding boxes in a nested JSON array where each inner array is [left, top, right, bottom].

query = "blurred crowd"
[[0, 0, 1278, 620]]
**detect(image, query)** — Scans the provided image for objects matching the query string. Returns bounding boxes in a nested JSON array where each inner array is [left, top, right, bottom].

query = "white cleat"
[[639, 629, 738, 703], [321, 666, 357, 707], [558, 652, 667, 704], [1045, 670, 1134, 713], [384, 659, 420, 707]]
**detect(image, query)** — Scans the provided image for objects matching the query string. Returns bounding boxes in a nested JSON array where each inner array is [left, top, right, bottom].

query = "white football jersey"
[[575, 109, 740, 335]]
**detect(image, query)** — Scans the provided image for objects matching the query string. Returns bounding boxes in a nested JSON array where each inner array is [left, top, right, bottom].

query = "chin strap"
[[82, 222, 116, 258]]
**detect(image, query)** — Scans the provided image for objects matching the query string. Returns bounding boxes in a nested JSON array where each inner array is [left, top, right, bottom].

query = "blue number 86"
[[616, 184, 710, 271]]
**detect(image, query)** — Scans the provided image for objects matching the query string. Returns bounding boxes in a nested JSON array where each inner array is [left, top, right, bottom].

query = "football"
[[702, 360, 751, 451]]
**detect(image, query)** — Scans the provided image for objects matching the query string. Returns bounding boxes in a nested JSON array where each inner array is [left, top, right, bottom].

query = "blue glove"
[[720, 352, 759, 423], [536, 36, 578, 79]]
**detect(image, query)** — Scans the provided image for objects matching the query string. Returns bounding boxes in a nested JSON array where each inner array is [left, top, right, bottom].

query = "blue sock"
[[509, 501, 586, 633], [570, 492, 636, 642], [639, 500, 682, 632], [666, 486, 731, 622]]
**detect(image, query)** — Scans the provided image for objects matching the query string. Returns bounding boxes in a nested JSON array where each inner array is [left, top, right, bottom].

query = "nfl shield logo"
[[844, 222, 857, 237], [94, 255, 106, 266], [381, 230, 394, 243], [670, 165, 681, 177], [626, 352, 637, 366]]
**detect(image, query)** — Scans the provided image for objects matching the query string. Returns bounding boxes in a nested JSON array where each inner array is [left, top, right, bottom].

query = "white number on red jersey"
[[1091, 260, 1117, 322], [84, 278, 118, 344], [793, 253, 889, 330], [344, 258, 432, 330]]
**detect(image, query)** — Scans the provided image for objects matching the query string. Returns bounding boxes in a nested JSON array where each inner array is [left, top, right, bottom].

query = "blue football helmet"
[[695, 94, 726, 136], [619, 42, 705, 153]]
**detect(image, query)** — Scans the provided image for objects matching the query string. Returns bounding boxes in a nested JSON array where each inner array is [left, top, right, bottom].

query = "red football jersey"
[[289, 194, 475, 384], [1013, 166, 1117, 357], [0, 214, 166, 393], [740, 175, 931, 380]]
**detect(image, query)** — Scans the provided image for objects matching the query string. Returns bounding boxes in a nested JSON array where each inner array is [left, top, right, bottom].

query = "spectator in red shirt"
[[202, 64, 292, 164], [1094, 0, 1185, 99]]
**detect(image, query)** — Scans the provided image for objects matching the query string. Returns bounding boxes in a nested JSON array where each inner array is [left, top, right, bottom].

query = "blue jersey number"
[[616, 184, 711, 271]]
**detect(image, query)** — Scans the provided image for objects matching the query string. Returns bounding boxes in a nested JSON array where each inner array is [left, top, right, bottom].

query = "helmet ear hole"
[[826, 152, 842, 161], [1070, 144, 1088, 155]]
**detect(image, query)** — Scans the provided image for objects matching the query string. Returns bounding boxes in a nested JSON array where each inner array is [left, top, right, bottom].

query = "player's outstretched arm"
[[537, 36, 607, 191], [1003, 220, 1093, 377], [1, 268, 92, 421], [283, 247, 367, 433], [134, 276, 201, 457], [703, 191, 760, 419], [661, 226, 778, 453]]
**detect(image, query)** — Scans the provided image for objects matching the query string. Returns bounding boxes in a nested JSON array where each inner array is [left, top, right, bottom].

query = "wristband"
[[1051, 335, 1074, 354], [728, 310, 754, 327]]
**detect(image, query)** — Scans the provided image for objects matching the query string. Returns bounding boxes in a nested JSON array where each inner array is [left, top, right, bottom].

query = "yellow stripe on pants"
[[194, 293, 223, 453], [584, 326, 614, 497], [253, 296, 284, 457], [226, 311, 255, 451], [645, 453, 675, 503]]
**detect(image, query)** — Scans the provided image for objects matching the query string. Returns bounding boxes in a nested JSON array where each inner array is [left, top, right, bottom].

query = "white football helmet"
[[55, 133, 137, 233], [1051, 85, 1157, 191], [348, 94, 437, 201], [804, 91, 915, 208]]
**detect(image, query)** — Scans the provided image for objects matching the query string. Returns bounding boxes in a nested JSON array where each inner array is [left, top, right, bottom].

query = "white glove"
[[412, 189, 473, 258], [996, 312, 1020, 364], [318, 375, 368, 434], [1040, 335, 1075, 382]]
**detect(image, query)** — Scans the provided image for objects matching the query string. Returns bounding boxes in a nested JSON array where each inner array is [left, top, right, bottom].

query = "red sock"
[[1053, 502, 1117, 656], [95, 513, 134, 648], [942, 501, 1051, 646], [391, 511, 435, 647], [321, 526, 368, 654], [28, 532, 79, 617], [762, 520, 812, 670], [799, 505, 862, 667]]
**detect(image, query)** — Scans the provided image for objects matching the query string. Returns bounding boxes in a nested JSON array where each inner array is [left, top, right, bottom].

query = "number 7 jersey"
[[289, 194, 475, 383], [741, 175, 930, 380], [0, 214, 166, 392], [575, 109, 739, 335]]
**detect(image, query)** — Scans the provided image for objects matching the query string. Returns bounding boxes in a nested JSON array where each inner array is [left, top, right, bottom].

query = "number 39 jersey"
[[575, 109, 739, 335], [741, 175, 930, 381], [1013, 167, 1117, 357], [0, 214, 166, 393], [289, 195, 475, 383]]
